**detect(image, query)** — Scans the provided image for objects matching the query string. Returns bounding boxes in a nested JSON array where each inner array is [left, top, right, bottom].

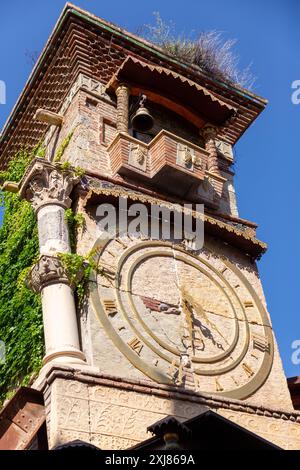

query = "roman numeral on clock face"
[[98, 262, 116, 279], [128, 337, 143, 355], [231, 376, 239, 386], [252, 333, 270, 353], [242, 362, 255, 378], [215, 377, 224, 392], [115, 237, 128, 249], [103, 299, 118, 316]]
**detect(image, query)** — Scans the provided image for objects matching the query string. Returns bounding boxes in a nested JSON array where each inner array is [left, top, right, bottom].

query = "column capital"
[[115, 83, 131, 94], [201, 124, 218, 140], [25, 254, 84, 293], [19, 158, 80, 212], [26, 255, 69, 293]]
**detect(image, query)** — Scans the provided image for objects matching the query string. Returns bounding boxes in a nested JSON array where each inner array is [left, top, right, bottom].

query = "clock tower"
[[1, 4, 300, 450]]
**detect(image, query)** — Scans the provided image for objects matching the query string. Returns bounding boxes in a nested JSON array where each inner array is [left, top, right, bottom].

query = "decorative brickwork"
[[0, 5, 266, 168], [82, 182, 267, 258], [107, 130, 207, 194]]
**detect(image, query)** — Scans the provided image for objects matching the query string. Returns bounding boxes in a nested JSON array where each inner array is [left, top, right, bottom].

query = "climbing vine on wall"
[[58, 248, 102, 304], [64, 207, 85, 251], [0, 148, 43, 405]]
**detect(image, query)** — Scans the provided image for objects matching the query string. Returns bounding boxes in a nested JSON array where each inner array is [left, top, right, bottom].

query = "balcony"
[[107, 130, 208, 197]]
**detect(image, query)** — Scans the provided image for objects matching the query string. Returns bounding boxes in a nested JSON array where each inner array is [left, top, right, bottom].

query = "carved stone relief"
[[19, 159, 80, 212], [176, 143, 194, 169], [44, 376, 300, 450], [129, 143, 148, 171], [26, 255, 69, 293]]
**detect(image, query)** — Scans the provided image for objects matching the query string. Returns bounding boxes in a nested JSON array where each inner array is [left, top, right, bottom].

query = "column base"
[[43, 349, 86, 366]]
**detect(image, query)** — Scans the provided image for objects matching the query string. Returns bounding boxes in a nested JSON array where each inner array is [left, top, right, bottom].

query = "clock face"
[[90, 235, 274, 399]]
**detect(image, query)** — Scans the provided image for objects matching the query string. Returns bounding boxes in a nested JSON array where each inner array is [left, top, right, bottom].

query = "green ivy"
[[64, 208, 85, 251], [73, 166, 86, 178], [35, 146, 46, 158], [60, 161, 86, 178], [58, 249, 102, 305], [60, 161, 72, 172], [54, 129, 75, 162], [58, 252, 92, 304], [0, 148, 43, 405], [0, 146, 88, 404], [62, 208, 91, 305]]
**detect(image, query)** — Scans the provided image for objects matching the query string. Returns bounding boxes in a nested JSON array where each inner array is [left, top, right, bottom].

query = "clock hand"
[[180, 290, 204, 354], [141, 296, 180, 315], [177, 284, 193, 353], [181, 298, 195, 353], [181, 286, 228, 348]]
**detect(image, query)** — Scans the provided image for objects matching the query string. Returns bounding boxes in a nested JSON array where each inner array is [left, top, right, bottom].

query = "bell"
[[131, 98, 154, 133]]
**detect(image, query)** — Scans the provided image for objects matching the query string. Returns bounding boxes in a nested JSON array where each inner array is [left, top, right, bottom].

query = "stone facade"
[[26, 75, 297, 447], [26, 63, 294, 447], [37, 366, 300, 450], [76, 217, 292, 411]]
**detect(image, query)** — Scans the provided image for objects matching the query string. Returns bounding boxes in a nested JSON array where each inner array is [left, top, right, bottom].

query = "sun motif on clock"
[[90, 234, 274, 399]]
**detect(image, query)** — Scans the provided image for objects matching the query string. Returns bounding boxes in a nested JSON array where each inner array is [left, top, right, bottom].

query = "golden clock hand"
[[178, 285, 194, 353], [181, 287, 229, 347], [180, 290, 205, 354], [181, 298, 194, 352]]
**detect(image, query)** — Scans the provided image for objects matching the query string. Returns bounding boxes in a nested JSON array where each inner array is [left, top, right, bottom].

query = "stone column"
[[19, 159, 86, 365], [115, 84, 130, 133], [202, 125, 221, 176]]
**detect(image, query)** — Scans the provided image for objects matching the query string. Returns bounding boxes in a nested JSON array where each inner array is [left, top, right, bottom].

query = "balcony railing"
[[107, 130, 212, 197]]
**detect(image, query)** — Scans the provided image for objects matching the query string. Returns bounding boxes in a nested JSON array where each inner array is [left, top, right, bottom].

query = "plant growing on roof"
[[138, 12, 255, 89]]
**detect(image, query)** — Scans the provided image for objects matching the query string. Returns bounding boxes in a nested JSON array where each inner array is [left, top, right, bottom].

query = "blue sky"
[[0, 0, 299, 377]]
